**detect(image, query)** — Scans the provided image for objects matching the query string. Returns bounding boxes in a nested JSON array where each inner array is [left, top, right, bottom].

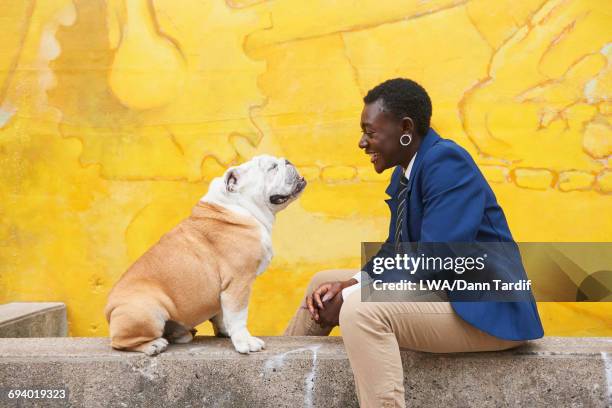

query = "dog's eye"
[[268, 163, 278, 171]]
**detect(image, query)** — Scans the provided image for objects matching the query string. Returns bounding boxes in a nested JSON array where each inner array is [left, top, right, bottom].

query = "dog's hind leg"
[[163, 320, 196, 344], [131, 337, 169, 356], [108, 303, 169, 356]]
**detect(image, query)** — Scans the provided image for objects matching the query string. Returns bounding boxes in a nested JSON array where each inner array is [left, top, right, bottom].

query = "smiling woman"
[[359, 78, 432, 174], [284, 78, 544, 408]]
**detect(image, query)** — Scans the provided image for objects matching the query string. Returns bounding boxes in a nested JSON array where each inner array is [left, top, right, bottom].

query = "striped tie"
[[394, 174, 409, 251]]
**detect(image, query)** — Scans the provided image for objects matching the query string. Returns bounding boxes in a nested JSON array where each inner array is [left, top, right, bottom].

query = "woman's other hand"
[[306, 279, 358, 322]]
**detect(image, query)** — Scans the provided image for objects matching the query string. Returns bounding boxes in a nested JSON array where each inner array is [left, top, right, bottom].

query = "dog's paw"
[[143, 337, 169, 356], [231, 332, 265, 354]]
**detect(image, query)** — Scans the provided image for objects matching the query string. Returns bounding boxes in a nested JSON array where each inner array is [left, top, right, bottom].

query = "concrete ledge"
[[0, 337, 610, 407], [0, 303, 67, 338]]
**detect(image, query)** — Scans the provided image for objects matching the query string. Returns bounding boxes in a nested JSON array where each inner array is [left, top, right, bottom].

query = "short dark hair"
[[363, 78, 432, 137]]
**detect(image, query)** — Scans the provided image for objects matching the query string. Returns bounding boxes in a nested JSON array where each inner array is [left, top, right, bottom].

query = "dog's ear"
[[224, 168, 240, 193]]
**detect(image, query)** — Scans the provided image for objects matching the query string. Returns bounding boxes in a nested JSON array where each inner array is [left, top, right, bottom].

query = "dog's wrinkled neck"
[[199, 177, 275, 234]]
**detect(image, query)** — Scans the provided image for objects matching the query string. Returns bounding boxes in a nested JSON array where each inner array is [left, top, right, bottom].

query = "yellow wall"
[[0, 0, 610, 337]]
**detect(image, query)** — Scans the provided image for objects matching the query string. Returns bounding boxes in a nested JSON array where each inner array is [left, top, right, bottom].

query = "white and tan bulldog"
[[104, 155, 306, 355]]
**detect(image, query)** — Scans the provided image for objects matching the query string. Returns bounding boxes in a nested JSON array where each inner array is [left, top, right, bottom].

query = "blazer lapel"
[[383, 127, 441, 242], [406, 127, 440, 195], [384, 127, 441, 198], [385, 165, 402, 197]]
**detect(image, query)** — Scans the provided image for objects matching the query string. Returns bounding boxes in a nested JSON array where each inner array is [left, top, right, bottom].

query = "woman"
[[284, 78, 544, 407]]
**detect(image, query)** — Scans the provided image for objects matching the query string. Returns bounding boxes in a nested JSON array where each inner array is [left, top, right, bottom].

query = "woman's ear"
[[224, 168, 239, 193], [401, 116, 415, 135]]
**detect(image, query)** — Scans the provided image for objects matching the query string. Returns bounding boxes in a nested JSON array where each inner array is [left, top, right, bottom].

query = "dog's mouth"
[[269, 177, 307, 205]]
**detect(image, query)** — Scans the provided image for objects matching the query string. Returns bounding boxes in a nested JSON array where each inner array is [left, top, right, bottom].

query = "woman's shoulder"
[[422, 136, 476, 167]]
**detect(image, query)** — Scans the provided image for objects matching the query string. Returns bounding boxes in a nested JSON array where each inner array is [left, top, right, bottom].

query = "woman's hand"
[[306, 279, 358, 322]]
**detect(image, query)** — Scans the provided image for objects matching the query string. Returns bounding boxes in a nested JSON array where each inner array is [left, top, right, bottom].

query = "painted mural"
[[0, 0, 610, 336]]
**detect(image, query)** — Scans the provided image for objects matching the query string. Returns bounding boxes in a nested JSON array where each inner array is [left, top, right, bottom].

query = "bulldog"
[[104, 155, 306, 355]]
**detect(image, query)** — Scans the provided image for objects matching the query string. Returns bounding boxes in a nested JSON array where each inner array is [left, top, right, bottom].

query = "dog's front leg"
[[220, 290, 265, 354], [210, 313, 229, 338]]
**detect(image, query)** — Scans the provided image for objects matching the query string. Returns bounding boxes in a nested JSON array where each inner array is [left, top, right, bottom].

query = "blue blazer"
[[366, 127, 544, 341]]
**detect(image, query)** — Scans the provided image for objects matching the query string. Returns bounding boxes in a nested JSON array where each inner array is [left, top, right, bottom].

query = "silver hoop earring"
[[400, 133, 412, 146]]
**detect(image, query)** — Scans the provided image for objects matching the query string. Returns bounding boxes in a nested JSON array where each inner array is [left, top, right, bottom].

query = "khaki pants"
[[284, 269, 526, 408]]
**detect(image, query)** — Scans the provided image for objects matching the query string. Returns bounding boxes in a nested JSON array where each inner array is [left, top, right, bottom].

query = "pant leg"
[[283, 268, 358, 336], [339, 290, 526, 408]]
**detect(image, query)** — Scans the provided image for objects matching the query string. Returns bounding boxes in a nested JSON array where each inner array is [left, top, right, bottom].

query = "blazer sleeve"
[[419, 145, 486, 243]]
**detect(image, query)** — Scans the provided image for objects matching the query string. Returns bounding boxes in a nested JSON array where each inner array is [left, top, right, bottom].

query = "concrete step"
[[0, 336, 610, 407], [0, 302, 67, 338]]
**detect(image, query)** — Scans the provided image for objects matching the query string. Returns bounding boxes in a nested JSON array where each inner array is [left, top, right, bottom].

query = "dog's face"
[[223, 155, 307, 213]]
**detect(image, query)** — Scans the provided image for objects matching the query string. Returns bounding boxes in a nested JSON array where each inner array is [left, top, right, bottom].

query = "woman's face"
[[358, 99, 411, 174]]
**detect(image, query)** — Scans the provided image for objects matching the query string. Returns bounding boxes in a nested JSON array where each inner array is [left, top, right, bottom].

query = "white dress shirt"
[[341, 153, 417, 301]]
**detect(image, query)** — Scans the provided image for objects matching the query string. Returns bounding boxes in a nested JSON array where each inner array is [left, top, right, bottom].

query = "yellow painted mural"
[[0, 0, 610, 337]]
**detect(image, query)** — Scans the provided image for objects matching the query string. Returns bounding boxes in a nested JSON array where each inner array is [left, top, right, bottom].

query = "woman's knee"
[[340, 296, 392, 340], [306, 269, 352, 294], [338, 301, 356, 329], [339, 293, 367, 333]]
